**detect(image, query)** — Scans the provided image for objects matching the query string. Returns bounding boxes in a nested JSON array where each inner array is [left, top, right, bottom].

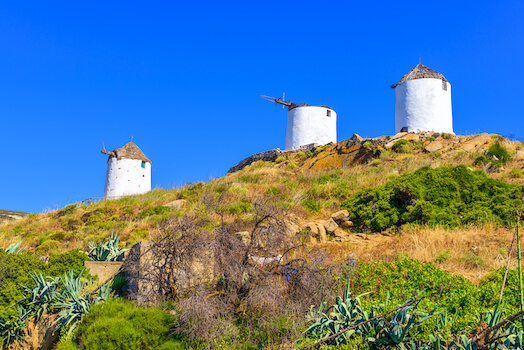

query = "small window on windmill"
[[326, 110, 331, 117], [442, 80, 447, 91], [400, 127, 408, 132], [141, 161, 146, 169]]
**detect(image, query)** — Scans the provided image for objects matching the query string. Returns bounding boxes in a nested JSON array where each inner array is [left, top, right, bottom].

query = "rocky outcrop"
[[228, 148, 284, 173], [0, 209, 28, 224]]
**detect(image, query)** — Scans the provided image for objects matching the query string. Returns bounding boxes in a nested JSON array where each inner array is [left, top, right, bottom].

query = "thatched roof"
[[391, 63, 448, 88], [101, 142, 151, 164]]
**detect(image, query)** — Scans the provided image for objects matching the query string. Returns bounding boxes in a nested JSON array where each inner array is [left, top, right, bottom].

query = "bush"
[[392, 139, 410, 153], [65, 298, 185, 350], [137, 206, 174, 219], [488, 143, 511, 164], [0, 250, 92, 319], [342, 165, 523, 232]]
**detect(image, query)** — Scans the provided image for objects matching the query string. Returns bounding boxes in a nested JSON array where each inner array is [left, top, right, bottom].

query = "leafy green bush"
[[392, 139, 410, 153], [0, 250, 91, 320], [342, 165, 523, 231], [63, 298, 185, 350], [488, 143, 512, 164]]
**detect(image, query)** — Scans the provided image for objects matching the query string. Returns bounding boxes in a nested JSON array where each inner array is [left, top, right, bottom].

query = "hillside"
[[0, 209, 29, 224], [1, 132, 523, 282]]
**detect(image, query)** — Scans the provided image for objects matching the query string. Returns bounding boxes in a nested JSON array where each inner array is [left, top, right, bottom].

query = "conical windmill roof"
[[101, 141, 152, 164], [391, 63, 448, 88]]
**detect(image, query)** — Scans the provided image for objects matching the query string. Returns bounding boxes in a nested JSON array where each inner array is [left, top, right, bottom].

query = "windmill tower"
[[391, 63, 454, 134], [261, 95, 337, 150], [101, 141, 152, 200]]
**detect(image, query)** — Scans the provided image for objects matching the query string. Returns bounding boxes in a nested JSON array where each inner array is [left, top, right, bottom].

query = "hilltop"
[[0, 209, 29, 224], [1, 132, 523, 282]]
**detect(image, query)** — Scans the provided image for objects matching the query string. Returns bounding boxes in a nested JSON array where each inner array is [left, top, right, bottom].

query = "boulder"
[[163, 199, 186, 210], [459, 133, 491, 152], [425, 141, 444, 152], [384, 141, 395, 150], [324, 218, 338, 234], [339, 219, 354, 229], [332, 228, 351, 241], [331, 210, 349, 222], [301, 222, 328, 243], [390, 132, 408, 142]]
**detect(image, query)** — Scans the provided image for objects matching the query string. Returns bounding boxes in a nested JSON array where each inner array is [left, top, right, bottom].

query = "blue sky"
[[1, 0, 523, 213]]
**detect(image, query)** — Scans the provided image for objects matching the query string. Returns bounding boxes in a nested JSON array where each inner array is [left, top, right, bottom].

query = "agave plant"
[[87, 232, 128, 261], [20, 272, 59, 319], [0, 241, 25, 254], [0, 305, 31, 346], [53, 270, 110, 332], [368, 295, 437, 349], [306, 282, 371, 345]]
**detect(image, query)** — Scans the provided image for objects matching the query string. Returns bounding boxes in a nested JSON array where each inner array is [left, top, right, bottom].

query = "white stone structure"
[[392, 63, 453, 134], [285, 105, 337, 151], [102, 142, 151, 200]]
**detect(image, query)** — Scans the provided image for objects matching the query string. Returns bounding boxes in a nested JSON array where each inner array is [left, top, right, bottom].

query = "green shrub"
[[56, 204, 78, 218], [392, 139, 410, 153], [225, 201, 251, 215], [275, 156, 286, 163], [66, 298, 185, 350], [511, 168, 523, 178], [488, 143, 511, 164], [137, 206, 174, 219], [342, 165, 523, 232], [302, 199, 322, 212], [46, 250, 89, 277], [266, 186, 281, 196], [435, 251, 451, 263], [362, 141, 372, 149]]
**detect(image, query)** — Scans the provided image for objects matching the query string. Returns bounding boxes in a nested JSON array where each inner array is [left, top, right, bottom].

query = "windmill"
[[259, 93, 301, 110], [259, 93, 337, 151]]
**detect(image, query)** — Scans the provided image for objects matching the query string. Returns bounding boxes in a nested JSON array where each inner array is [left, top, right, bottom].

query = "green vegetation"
[[87, 232, 128, 261], [58, 298, 184, 350], [0, 249, 89, 319], [343, 165, 523, 232]]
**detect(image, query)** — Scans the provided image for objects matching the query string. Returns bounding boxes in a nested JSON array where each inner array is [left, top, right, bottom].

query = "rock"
[[301, 222, 328, 243], [163, 199, 186, 210], [296, 143, 319, 152], [331, 210, 349, 222], [339, 219, 354, 229], [316, 222, 328, 243], [425, 141, 444, 152], [390, 132, 408, 141], [236, 231, 251, 245], [324, 218, 338, 234], [332, 228, 353, 242], [459, 133, 491, 152], [403, 133, 420, 141], [284, 219, 300, 237], [228, 148, 283, 173], [384, 141, 395, 150], [331, 209, 349, 222], [350, 133, 363, 144]]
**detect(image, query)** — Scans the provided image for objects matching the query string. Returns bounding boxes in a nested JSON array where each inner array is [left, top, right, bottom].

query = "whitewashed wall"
[[103, 158, 151, 199], [395, 78, 453, 134], [285, 106, 337, 150]]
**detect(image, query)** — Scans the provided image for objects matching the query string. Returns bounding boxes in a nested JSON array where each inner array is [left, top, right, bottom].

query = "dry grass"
[[321, 224, 516, 283]]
